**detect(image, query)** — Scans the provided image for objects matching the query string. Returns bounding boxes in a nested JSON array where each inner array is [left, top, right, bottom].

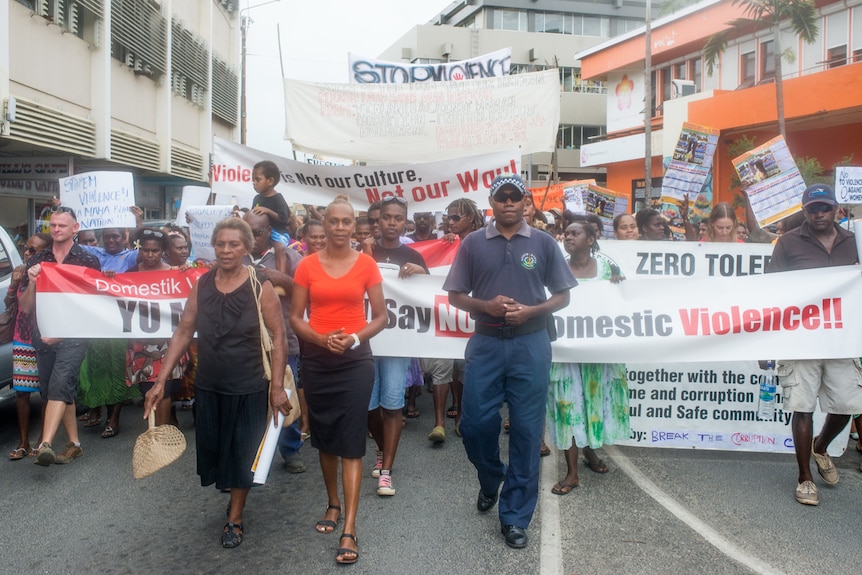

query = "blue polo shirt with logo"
[[443, 219, 577, 324]]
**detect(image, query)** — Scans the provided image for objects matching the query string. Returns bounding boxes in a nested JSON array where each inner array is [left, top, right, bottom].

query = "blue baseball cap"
[[801, 184, 837, 207]]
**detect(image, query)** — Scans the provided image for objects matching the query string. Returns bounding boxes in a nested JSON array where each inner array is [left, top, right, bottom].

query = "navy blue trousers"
[[460, 329, 551, 528]]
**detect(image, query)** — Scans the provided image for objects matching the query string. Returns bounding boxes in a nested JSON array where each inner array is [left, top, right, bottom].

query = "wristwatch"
[[349, 333, 361, 350]]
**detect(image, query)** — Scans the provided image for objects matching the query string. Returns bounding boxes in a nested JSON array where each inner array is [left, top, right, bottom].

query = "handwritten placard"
[[185, 205, 235, 262], [59, 171, 136, 230], [176, 186, 211, 226]]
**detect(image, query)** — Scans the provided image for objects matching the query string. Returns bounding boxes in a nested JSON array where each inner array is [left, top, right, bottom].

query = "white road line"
[[539, 431, 563, 575], [604, 445, 787, 575]]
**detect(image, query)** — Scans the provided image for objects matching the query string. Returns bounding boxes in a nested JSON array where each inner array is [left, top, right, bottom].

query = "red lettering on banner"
[[434, 295, 474, 338], [211, 164, 252, 183], [678, 299, 841, 336]]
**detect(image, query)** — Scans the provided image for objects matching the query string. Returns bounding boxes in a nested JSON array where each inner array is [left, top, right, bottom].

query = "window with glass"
[[760, 40, 775, 80], [740, 51, 756, 86], [828, 45, 847, 68], [854, 48, 862, 63], [691, 57, 702, 89], [492, 8, 527, 31], [583, 15, 602, 36], [557, 125, 605, 149], [661, 66, 672, 103], [673, 63, 686, 80]]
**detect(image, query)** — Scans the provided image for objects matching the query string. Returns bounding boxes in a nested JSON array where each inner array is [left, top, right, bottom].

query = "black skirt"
[[301, 341, 374, 458], [195, 388, 268, 490]]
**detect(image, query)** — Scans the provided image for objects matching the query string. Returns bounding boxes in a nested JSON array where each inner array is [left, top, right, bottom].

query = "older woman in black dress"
[[143, 217, 291, 549]]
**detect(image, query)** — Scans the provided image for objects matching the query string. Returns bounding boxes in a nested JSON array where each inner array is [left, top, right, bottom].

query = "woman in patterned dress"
[[546, 217, 629, 494]]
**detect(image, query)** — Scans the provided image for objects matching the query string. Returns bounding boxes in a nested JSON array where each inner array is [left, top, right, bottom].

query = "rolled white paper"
[[251, 411, 285, 485]]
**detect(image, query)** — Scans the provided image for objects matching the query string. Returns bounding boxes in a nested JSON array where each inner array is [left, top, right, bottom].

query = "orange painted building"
[[575, 0, 862, 212]]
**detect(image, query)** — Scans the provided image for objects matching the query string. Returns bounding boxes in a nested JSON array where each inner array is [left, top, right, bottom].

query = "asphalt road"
[[1, 391, 860, 575]]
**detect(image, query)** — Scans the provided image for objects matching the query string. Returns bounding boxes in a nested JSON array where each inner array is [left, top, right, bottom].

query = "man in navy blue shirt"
[[443, 174, 577, 549]]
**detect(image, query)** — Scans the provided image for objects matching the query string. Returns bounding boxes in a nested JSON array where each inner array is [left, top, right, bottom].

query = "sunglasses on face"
[[382, 196, 408, 205], [24, 245, 37, 254], [492, 190, 524, 203], [367, 218, 379, 225], [251, 227, 269, 238], [804, 203, 834, 214], [447, 214, 465, 222]]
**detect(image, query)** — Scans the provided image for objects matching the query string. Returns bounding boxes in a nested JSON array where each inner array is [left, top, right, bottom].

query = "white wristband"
[[350, 333, 360, 350]]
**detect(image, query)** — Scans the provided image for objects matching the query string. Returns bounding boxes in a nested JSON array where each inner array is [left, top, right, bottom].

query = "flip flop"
[[101, 426, 119, 439], [584, 457, 609, 473], [8, 447, 28, 460], [551, 481, 578, 495], [83, 416, 103, 428], [404, 409, 420, 419], [446, 405, 460, 418], [540, 443, 551, 457]]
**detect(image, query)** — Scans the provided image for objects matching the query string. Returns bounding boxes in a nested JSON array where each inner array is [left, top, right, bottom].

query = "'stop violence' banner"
[[349, 49, 511, 84], [212, 138, 520, 212], [284, 69, 560, 163]]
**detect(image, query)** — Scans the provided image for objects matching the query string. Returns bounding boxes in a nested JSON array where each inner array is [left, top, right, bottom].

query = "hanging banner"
[[733, 136, 807, 228], [349, 48, 512, 84], [58, 171, 137, 230], [212, 137, 520, 213], [284, 69, 560, 163]]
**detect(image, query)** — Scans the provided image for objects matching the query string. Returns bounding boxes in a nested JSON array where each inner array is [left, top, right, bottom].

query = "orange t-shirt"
[[294, 252, 382, 335]]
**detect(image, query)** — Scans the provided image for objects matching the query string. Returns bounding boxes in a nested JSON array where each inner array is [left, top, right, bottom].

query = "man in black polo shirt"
[[443, 174, 576, 548], [19, 207, 101, 466], [766, 184, 861, 506]]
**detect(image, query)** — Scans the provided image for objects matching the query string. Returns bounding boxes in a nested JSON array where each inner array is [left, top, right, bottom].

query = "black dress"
[[194, 271, 268, 489]]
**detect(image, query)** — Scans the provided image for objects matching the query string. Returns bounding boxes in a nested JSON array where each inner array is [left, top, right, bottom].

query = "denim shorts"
[[369, 356, 411, 411]]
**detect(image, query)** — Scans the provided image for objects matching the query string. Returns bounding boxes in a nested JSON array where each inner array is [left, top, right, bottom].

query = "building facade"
[[576, 0, 862, 211], [379, 0, 661, 186], [0, 0, 241, 236]]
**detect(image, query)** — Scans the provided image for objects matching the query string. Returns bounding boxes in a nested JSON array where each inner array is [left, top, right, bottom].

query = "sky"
[[242, 0, 450, 159]]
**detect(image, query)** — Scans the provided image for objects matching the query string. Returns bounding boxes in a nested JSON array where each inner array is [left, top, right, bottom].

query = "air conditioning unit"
[[671, 79, 697, 98], [441, 42, 454, 57]]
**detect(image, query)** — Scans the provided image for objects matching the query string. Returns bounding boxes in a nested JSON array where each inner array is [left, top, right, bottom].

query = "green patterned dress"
[[547, 257, 630, 450]]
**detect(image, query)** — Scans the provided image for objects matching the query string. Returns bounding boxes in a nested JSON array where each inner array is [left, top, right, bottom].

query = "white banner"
[[348, 48, 512, 84], [59, 171, 137, 230], [284, 69, 560, 163], [212, 137, 520, 213]]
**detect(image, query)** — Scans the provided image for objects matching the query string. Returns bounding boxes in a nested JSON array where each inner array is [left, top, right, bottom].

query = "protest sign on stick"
[[59, 171, 136, 230], [733, 136, 806, 228], [661, 123, 719, 238]]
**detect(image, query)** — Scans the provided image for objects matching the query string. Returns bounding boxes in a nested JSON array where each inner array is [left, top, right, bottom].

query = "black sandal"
[[221, 522, 244, 548], [315, 504, 341, 534], [446, 404, 460, 418], [336, 533, 359, 565]]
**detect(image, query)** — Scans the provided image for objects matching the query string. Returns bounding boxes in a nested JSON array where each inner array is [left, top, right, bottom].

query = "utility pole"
[[643, 0, 652, 207], [239, 0, 281, 146]]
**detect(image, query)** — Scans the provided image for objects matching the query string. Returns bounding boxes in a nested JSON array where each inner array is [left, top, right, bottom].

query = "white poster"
[[175, 186, 211, 226], [606, 70, 646, 133], [835, 166, 862, 204], [185, 205, 235, 262], [212, 138, 520, 213], [349, 48, 512, 83], [284, 69, 560, 162], [58, 171, 136, 230]]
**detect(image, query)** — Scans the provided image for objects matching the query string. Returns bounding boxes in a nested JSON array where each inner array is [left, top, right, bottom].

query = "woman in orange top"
[[290, 197, 387, 565]]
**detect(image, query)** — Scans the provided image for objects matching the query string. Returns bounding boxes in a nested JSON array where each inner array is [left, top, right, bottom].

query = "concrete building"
[[0, 0, 241, 237], [378, 0, 660, 187], [576, 0, 862, 212]]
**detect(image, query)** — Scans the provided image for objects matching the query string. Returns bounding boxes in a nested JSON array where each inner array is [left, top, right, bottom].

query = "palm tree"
[[703, 0, 818, 139]]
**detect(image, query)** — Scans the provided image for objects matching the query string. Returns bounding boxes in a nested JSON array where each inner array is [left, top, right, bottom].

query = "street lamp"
[[240, 0, 281, 145]]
